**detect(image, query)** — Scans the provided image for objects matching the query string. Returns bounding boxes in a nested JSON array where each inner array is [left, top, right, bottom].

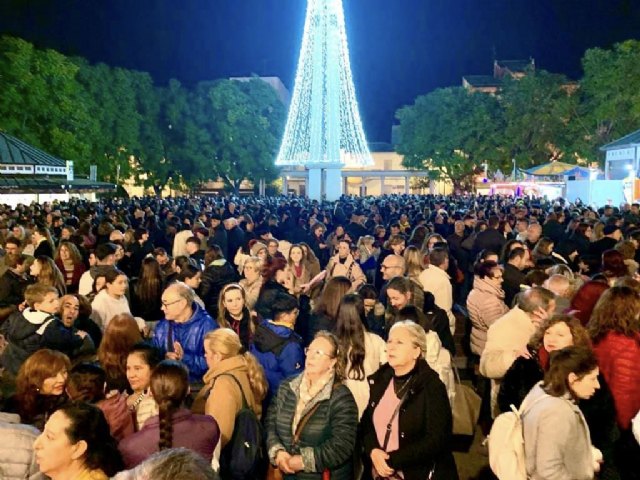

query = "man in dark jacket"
[[250, 292, 304, 405], [42, 294, 94, 359], [208, 214, 228, 256], [472, 215, 505, 257], [223, 216, 245, 261], [345, 210, 368, 244], [589, 224, 622, 259], [502, 247, 528, 307]]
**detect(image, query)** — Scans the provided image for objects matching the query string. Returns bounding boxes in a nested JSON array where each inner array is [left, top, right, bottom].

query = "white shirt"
[[418, 265, 455, 334]]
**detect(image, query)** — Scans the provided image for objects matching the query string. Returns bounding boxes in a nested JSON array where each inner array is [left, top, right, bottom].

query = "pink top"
[[373, 380, 402, 452], [372, 380, 405, 478]]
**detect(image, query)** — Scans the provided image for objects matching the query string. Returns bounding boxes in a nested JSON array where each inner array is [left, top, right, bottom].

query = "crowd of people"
[[0, 193, 638, 479]]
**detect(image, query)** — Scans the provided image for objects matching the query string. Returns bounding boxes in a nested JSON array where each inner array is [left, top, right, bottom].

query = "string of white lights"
[[275, 0, 373, 168]]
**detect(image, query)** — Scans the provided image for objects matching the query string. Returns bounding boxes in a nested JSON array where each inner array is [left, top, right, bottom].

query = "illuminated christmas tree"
[[276, 0, 373, 198]]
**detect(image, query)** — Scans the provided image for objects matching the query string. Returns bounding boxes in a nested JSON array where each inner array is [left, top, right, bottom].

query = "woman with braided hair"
[[118, 360, 220, 468]]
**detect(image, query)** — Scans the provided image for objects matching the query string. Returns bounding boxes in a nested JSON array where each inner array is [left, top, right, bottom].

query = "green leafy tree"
[[577, 39, 640, 162], [209, 79, 285, 193], [500, 70, 580, 169], [0, 36, 95, 165], [396, 86, 506, 190]]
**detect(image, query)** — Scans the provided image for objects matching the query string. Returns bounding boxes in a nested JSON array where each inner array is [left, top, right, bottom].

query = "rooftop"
[[0, 131, 65, 167], [462, 75, 503, 87], [600, 128, 640, 151]]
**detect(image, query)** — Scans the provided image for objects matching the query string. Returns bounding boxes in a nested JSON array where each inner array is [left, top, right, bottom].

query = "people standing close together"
[[0, 194, 638, 480]]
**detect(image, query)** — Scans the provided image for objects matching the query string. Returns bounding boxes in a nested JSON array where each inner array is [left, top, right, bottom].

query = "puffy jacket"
[[593, 331, 640, 430], [0, 412, 44, 480], [466, 276, 510, 355], [424, 331, 455, 405], [266, 374, 358, 480], [0, 308, 55, 375], [249, 320, 304, 404], [152, 302, 219, 383]]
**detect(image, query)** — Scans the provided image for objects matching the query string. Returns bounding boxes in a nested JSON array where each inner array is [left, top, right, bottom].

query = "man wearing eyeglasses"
[[378, 254, 406, 305], [152, 282, 218, 385]]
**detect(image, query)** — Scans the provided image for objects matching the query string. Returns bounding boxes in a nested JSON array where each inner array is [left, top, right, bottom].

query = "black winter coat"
[[266, 374, 358, 480], [199, 260, 239, 318], [361, 360, 458, 480]]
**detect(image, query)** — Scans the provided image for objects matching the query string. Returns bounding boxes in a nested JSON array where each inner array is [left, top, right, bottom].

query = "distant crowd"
[[0, 193, 638, 480]]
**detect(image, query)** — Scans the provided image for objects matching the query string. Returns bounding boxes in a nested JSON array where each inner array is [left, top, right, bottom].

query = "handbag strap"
[[293, 382, 339, 444], [381, 379, 412, 451]]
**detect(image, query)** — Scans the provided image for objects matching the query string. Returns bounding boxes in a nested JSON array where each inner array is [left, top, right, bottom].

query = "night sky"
[[2, 0, 640, 142]]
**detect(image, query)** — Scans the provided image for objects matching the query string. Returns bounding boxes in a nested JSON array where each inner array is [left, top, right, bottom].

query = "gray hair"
[[165, 281, 196, 305], [389, 320, 427, 355], [112, 447, 218, 480], [517, 286, 555, 313]]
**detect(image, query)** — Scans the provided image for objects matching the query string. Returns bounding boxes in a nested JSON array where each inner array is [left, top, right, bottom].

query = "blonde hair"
[[389, 320, 427, 355], [204, 329, 267, 403], [403, 245, 424, 278]]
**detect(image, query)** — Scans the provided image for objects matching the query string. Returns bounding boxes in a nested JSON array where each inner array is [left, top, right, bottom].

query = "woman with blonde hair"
[[194, 328, 267, 449], [54, 240, 86, 293], [216, 283, 253, 350], [30, 255, 66, 296]]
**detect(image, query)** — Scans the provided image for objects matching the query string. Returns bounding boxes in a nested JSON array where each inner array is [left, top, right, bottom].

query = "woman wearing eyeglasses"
[[360, 321, 458, 480], [266, 331, 358, 479]]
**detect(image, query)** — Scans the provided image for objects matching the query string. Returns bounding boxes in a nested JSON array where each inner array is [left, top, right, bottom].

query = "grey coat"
[[266, 373, 358, 480], [522, 383, 595, 480], [0, 412, 45, 480]]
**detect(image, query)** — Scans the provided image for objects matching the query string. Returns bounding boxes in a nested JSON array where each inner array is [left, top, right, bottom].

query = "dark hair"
[[507, 247, 526, 263], [357, 283, 378, 301], [135, 256, 162, 299], [542, 346, 598, 399], [601, 249, 628, 278], [58, 402, 124, 476], [428, 247, 448, 267], [386, 275, 412, 294], [67, 363, 107, 403], [104, 268, 126, 286], [174, 255, 196, 272], [204, 244, 224, 266], [314, 276, 352, 321], [176, 264, 201, 282], [151, 361, 189, 451], [474, 260, 501, 278], [270, 291, 299, 319], [128, 343, 164, 370], [95, 243, 117, 262], [335, 293, 366, 381]]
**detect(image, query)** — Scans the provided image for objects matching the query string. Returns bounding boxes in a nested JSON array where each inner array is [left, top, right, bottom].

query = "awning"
[[0, 176, 116, 193]]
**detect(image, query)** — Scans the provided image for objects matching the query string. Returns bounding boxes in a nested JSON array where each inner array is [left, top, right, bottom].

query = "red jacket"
[[593, 331, 640, 430]]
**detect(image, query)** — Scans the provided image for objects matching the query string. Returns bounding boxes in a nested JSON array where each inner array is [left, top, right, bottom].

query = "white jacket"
[[344, 331, 387, 418], [419, 265, 456, 334], [424, 330, 456, 405]]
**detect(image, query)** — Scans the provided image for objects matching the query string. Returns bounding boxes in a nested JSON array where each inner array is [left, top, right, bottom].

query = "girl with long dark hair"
[[130, 257, 165, 322], [335, 293, 386, 418]]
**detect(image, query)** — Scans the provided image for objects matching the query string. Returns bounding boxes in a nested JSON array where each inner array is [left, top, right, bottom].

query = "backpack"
[[218, 374, 267, 480], [488, 391, 545, 480], [253, 323, 302, 356]]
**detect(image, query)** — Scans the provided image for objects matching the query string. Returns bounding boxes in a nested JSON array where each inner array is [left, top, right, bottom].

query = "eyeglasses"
[[304, 348, 334, 359], [381, 264, 401, 270], [161, 298, 183, 308]]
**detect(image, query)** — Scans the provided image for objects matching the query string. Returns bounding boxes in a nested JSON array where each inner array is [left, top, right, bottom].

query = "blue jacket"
[[152, 302, 218, 383], [249, 320, 304, 404]]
